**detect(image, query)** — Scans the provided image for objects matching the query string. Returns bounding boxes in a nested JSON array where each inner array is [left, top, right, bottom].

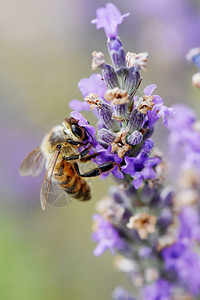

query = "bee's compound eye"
[[56, 144, 62, 150], [71, 124, 83, 138]]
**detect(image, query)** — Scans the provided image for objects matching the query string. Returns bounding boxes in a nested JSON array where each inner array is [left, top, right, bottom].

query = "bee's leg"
[[66, 147, 91, 161], [66, 146, 100, 162], [80, 152, 99, 162], [66, 139, 82, 146], [74, 161, 119, 177]]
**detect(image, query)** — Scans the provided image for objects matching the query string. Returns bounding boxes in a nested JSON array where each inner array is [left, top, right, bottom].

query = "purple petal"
[[78, 74, 107, 99], [69, 99, 90, 111], [121, 157, 135, 175], [91, 3, 130, 38], [143, 279, 172, 300], [158, 105, 175, 127], [153, 95, 163, 104], [141, 167, 156, 179], [144, 157, 161, 168], [132, 174, 143, 189], [112, 165, 124, 179], [144, 84, 157, 96], [93, 243, 107, 256]]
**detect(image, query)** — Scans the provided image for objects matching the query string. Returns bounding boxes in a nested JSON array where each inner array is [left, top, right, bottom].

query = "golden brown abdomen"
[[54, 159, 91, 201]]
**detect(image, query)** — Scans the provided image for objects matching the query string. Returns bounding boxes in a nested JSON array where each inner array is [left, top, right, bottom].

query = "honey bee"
[[19, 117, 118, 210]]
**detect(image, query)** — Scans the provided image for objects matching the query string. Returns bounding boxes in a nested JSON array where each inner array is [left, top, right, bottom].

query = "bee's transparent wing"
[[43, 180, 74, 208], [40, 151, 74, 210], [19, 147, 45, 177]]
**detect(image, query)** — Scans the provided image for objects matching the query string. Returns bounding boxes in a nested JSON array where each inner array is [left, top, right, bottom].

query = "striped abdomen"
[[54, 159, 91, 201]]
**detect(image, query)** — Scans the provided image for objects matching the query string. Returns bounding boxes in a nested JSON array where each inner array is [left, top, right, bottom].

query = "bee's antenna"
[[84, 128, 94, 140]]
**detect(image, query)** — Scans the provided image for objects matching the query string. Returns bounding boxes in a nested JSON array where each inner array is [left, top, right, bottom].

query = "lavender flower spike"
[[66, 3, 200, 300], [91, 3, 130, 38]]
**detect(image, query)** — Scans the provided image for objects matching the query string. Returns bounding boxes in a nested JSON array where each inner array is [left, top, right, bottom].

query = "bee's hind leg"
[[74, 161, 119, 178]]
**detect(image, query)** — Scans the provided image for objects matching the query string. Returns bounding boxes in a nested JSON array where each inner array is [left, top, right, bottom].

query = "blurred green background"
[[1, 0, 200, 299]]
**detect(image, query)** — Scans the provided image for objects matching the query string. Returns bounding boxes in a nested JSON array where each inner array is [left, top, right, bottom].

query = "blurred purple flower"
[[91, 3, 130, 38], [168, 104, 200, 169], [92, 214, 126, 256], [112, 286, 135, 300], [143, 279, 172, 300], [179, 206, 200, 242], [176, 249, 200, 296], [162, 236, 200, 296], [132, 0, 200, 57]]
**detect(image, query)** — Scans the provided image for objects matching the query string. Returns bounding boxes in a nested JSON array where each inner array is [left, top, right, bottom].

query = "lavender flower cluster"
[[68, 3, 200, 300]]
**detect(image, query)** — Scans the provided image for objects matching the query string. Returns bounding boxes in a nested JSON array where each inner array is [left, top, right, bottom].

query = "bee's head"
[[63, 117, 88, 142]]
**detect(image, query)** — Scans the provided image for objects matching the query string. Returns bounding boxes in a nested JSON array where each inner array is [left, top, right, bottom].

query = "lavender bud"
[[109, 186, 124, 204], [157, 208, 173, 231], [127, 130, 143, 145], [98, 128, 117, 144], [128, 109, 144, 132], [160, 186, 173, 207], [143, 127, 154, 140], [99, 103, 120, 131], [113, 103, 128, 119], [102, 64, 119, 89], [124, 67, 141, 95], [108, 37, 127, 76], [140, 185, 156, 204]]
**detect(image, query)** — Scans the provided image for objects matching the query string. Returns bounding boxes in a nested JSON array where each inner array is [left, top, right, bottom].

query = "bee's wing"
[[40, 151, 59, 210], [19, 147, 45, 177], [42, 180, 74, 209], [40, 172, 74, 210], [40, 151, 74, 210]]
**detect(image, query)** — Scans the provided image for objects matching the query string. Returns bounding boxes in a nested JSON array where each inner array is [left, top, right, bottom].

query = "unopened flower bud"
[[127, 130, 143, 146], [99, 103, 120, 131], [113, 104, 128, 119], [98, 128, 117, 144], [102, 64, 119, 89], [124, 67, 141, 95], [128, 109, 144, 132], [142, 127, 154, 140], [157, 208, 173, 231], [107, 37, 127, 76]]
